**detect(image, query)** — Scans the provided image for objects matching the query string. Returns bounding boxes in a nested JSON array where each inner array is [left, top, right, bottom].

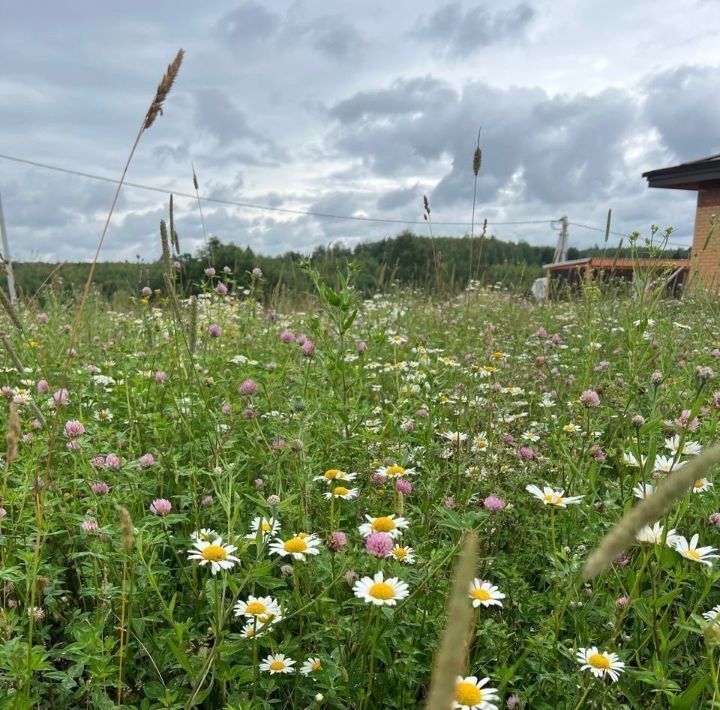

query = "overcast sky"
[[1, 0, 719, 262]]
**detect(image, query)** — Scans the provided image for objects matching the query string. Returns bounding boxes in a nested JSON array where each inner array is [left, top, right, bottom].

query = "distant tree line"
[[8, 231, 689, 305]]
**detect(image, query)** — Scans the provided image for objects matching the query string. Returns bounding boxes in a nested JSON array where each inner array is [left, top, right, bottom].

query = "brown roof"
[[643, 153, 720, 190], [544, 257, 689, 272]]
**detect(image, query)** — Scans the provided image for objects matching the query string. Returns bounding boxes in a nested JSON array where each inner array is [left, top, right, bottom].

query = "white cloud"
[[0, 0, 715, 260]]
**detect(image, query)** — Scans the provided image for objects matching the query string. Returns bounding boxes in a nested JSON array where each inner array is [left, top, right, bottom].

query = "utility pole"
[[559, 215, 568, 262], [551, 215, 569, 263], [0, 193, 17, 302]]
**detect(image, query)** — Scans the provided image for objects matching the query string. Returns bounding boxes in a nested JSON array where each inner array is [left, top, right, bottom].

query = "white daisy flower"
[[374, 464, 416, 480], [632, 482, 653, 500], [471, 433, 490, 453], [390, 545, 415, 564], [622, 452, 644, 468], [233, 596, 282, 625], [576, 647, 625, 682], [453, 675, 499, 709], [525, 484, 583, 507], [674, 534, 719, 566], [244, 516, 281, 541], [353, 571, 409, 606], [239, 621, 269, 640], [191, 528, 218, 543], [653, 455, 686, 474], [692, 478, 713, 494], [300, 657, 323, 676], [358, 514, 409, 538], [665, 436, 702, 456], [563, 423, 582, 433], [468, 579, 505, 608], [442, 431, 468, 444], [313, 469, 357, 483], [268, 533, 321, 561], [323, 486, 359, 500], [187, 537, 240, 575], [635, 522, 680, 547], [704, 605, 720, 621], [259, 653, 295, 674]]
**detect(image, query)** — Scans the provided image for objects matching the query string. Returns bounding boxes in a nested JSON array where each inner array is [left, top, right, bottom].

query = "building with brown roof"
[[643, 154, 720, 290]]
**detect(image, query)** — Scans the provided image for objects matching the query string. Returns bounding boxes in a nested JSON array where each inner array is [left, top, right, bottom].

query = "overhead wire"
[[0, 152, 693, 249], [0, 152, 553, 229]]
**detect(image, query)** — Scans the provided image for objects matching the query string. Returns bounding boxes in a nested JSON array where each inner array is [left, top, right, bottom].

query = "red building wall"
[[690, 187, 720, 290]]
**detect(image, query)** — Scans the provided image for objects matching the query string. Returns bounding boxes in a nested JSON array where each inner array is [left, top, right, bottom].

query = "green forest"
[[8, 231, 690, 304]]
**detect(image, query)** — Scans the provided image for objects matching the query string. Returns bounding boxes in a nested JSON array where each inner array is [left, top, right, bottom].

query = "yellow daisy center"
[[386, 465, 405, 477], [543, 493, 562, 505], [694, 480, 704, 489], [455, 681, 483, 705], [311, 660, 322, 671], [244, 601, 267, 615], [393, 548, 407, 558], [201, 545, 228, 562], [284, 538, 308, 553], [685, 549, 701, 560], [471, 588, 491, 601], [261, 521, 271, 532], [269, 660, 286, 671], [244, 628, 256, 638], [324, 469, 342, 479], [333, 486, 349, 497], [372, 516, 396, 532], [587, 653, 611, 670], [368, 582, 396, 600]]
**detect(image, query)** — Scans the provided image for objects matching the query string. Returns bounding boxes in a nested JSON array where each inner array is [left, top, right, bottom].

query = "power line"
[[0, 152, 554, 229], [0, 152, 693, 249]]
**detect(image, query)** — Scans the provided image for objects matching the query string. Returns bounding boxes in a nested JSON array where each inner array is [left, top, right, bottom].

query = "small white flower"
[[453, 675, 500, 709], [674, 534, 719, 566], [313, 469, 357, 483], [704, 605, 720, 621], [653, 455, 686, 474], [244, 516, 281, 541], [576, 647, 625, 682], [358, 514, 409, 538], [268, 533, 321, 561], [187, 537, 240, 575], [233, 596, 282, 625], [692, 478, 713, 494], [353, 571, 409, 606], [300, 657, 323, 676], [259, 653, 295, 674], [525, 484, 583, 508], [390, 545, 415, 564], [635, 522, 680, 548], [468, 579, 505, 608], [632, 482, 653, 500], [323, 486, 359, 500]]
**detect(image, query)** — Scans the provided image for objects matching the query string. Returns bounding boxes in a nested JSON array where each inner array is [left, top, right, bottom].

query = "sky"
[[1, 0, 720, 262]]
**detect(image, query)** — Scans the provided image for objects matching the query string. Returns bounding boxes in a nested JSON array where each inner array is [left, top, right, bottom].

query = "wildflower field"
[[2, 267, 720, 710]]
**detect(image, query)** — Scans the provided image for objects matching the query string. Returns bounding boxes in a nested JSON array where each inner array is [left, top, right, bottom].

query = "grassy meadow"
[[0, 261, 718, 709]]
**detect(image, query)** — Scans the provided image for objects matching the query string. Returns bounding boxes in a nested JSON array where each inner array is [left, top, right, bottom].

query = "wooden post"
[[0, 193, 17, 302]]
